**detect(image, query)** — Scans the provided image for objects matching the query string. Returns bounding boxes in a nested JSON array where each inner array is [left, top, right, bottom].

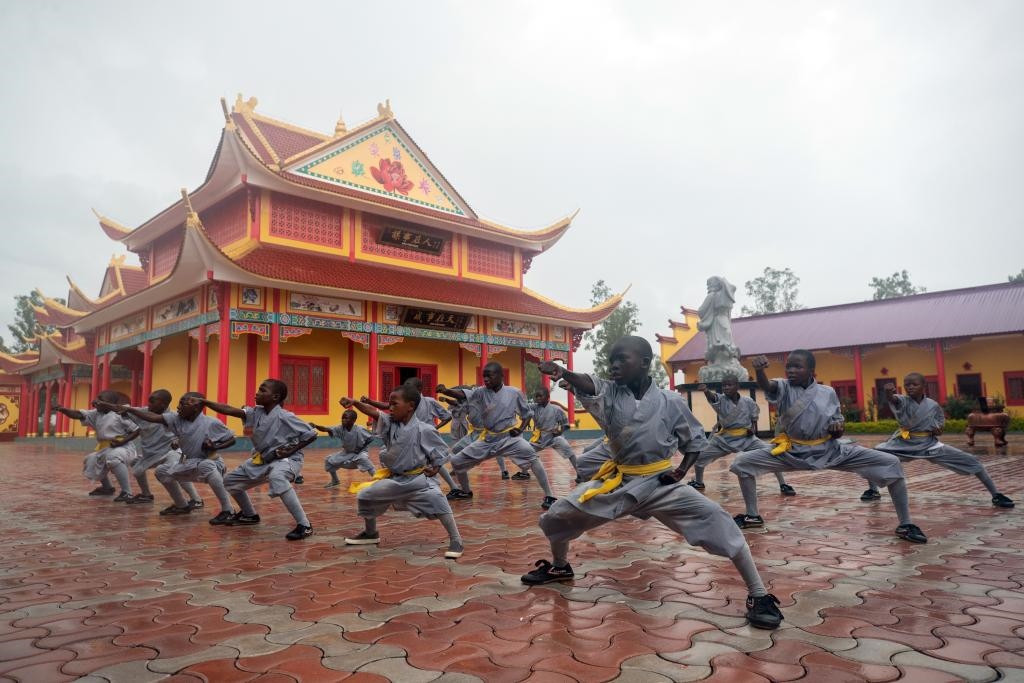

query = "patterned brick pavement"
[[0, 434, 1021, 682]]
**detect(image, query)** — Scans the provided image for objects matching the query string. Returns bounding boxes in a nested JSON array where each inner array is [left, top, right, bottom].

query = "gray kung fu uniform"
[[223, 405, 317, 498], [127, 409, 177, 474], [576, 436, 611, 480], [540, 376, 750, 560], [415, 396, 451, 426], [155, 413, 236, 509], [730, 380, 905, 486], [79, 410, 139, 481], [449, 385, 538, 471], [448, 401, 470, 441], [325, 424, 376, 474], [697, 393, 770, 467], [356, 413, 453, 520], [874, 395, 984, 475], [528, 403, 575, 461]]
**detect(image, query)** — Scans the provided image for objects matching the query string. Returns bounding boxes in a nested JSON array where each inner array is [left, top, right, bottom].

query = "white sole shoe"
[[444, 549, 464, 559], [344, 536, 381, 545]]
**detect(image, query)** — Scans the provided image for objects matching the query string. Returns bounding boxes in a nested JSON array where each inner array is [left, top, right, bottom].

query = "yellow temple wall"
[[151, 334, 192, 402], [944, 335, 1024, 416], [275, 330, 351, 424], [858, 344, 936, 403]]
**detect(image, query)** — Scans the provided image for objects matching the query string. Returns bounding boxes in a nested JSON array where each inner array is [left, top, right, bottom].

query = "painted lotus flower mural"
[[371, 158, 414, 195]]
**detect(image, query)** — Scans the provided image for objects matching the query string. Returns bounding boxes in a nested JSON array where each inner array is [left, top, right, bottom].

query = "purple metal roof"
[[668, 282, 1024, 364]]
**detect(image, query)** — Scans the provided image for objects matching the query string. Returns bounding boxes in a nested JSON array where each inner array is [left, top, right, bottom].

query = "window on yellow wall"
[[280, 355, 329, 413], [1005, 371, 1024, 406]]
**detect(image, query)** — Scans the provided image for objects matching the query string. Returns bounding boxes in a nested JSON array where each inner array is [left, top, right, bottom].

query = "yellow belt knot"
[[529, 429, 543, 443], [349, 466, 425, 494], [578, 458, 673, 503], [899, 429, 932, 440], [477, 425, 516, 441], [717, 427, 750, 437], [94, 440, 112, 452], [769, 433, 831, 456]]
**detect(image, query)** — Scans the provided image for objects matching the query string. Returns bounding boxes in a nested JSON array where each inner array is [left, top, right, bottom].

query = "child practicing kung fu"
[[339, 384, 465, 558], [525, 336, 784, 630], [730, 351, 928, 544], [688, 377, 795, 496], [527, 387, 581, 482], [859, 373, 1014, 508], [311, 408, 377, 489], [56, 390, 140, 502]]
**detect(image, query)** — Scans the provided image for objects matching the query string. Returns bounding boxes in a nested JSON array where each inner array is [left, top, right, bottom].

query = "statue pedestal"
[[674, 382, 771, 436]]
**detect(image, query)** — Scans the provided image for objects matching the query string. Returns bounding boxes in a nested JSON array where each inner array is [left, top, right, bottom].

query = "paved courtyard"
[[0, 434, 1022, 682]]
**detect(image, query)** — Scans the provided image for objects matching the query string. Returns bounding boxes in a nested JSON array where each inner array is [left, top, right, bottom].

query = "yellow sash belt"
[[349, 466, 425, 493], [770, 434, 831, 456], [94, 440, 112, 451], [477, 425, 516, 441], [251, 450, 266, 466], [899, 430, 932, 440], [578, 458, 673, 503], [717, 427, 750, 437]]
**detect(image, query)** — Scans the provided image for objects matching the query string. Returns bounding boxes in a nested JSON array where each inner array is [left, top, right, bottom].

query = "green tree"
[[524, 362, 545, 398], [7, 291, 64, 353], [869, 270, 926, 300], [583, 280, 639, 379], [0, 335, 9, 354], [741, 267, 803, 315], [1009, 268, 1024, 283], [650, 352, 669, 388]]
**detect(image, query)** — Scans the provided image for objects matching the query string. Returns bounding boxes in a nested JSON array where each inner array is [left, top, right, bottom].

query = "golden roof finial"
[[233, 93, 258, 115], [220, 97, 236, 131], [108, 254, 127, 267], [334, 110, 347, 136], [376, 99, 393, 119], [181, 188, 203, 231]]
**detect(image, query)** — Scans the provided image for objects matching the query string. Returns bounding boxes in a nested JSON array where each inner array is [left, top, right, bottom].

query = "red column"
[[130, 369, 141, 406], [42, 382, 54, 437], [480, 343, 489, 382], [27, 385, 37, 436], [457, 346, 464, 387], [196, 324, 209, 395], [216, 283, 231, 423], [17, 379, 28, 438], [245, 334, 258, 404], [853, 346, 864, 411], [269, 290, 281, 378], [54, 378, 65, 436], [934, 340, 948, 403], [541, 350, 551, 389], [142, 341, 153, 399], [60, 367, 72, 434], [368, 303, 378, 398], [90, 351, 100, 401], [347, 338, 355, 398], [567, 349, 576, 424], [101, 354, 112, 393], [519, 350, 526, 392]]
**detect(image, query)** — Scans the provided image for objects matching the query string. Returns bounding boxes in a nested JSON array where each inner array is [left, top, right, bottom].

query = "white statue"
[[697, 276, 749, 382]]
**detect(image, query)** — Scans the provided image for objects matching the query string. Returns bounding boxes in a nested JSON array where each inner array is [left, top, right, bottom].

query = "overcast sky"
[[1, 0, 1022, 374]]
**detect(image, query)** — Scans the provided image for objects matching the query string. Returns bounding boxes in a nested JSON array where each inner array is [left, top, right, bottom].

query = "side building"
[[1, 95, 620, 439], [658, 282, 1024, 418]]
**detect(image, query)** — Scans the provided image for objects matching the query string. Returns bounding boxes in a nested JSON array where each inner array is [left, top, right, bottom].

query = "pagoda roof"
[[64, 255, 148, 313], [113, 95, 575, 254], [668, 281, 1024, 364], [0, 350, 38, 374]]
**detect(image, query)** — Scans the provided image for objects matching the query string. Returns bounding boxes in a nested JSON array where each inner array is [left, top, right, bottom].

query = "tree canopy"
[[741, 267, 803, 316], [869, 270, 926, 300], [583, 280, 640, 379]]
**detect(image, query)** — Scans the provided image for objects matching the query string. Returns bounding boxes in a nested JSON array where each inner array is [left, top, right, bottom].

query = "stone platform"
[[0, 435, 1022, 682]]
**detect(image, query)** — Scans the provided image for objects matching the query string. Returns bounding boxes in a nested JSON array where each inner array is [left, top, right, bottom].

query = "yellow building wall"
[[276, 329, 352, 425], [858, 344, 935, 405], [151, 333, 192, 402], [66, 383, 92, 437], [944, 335, 1024, 417]]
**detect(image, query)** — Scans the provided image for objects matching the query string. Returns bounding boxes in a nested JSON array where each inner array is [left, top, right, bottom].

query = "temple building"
[[657, 282, 1024, 419], [0, 95, 620, 439]]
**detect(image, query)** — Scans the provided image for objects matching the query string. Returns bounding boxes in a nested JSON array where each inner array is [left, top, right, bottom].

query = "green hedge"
[[843, 418, 1024, 434]]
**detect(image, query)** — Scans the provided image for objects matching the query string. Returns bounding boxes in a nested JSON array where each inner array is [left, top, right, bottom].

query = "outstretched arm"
[[536, 361, 596, 396], [55, 405, 86, 420], [340, 397, 381, 420], [434, 384, 466, 401], [119, 405, 167, 424], [310, 423, 333, 433], [111, 428, 141, 447], [192, 397, 246, 419], [359, 396, 390, 411], [751, 356, 778, 395]]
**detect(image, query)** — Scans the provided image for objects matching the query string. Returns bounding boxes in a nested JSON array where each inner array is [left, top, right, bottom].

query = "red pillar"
[[196, 324, 209, 395], [142, 340, 153, 399], [27, 385, 37, 436], [934, 340, 948, 403], [269, 290, 281, 378], [101, 354, 112, 392], [54, 378, 65, 436], [457, 346, 464, 387], [17, 379, 28, 438], [42, 382, 54, 437], [130, 369, 141, 407], [347, 338, 355, 398], [368, 303, 378, 398], [480, 343, 489, 383], [541, 350, 551, 389], [245, 334, 258, 404], [90, 351, 100, 402], [567, 349, 576, 424], [853, 346, 864, 411], [519, 350, 526, 392], [216, 283, 231, 423]]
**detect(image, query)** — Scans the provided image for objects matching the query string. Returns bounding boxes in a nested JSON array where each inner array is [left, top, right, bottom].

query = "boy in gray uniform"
[[437, 361, 557, 509], [340, 385, 465, 558], [312, 408, 376, 488], [441, 395, 470, 442], [119, 389, 202, 507], [689, 378, 795, 496], [730, 351, 928, 544], [860, 373, 1014, 508], [528, 387, 580, 481], [115, 392, 237, 522], [525, 336, 784, 630], [57, 391, 140, 502], [199, 379, 319, 541]]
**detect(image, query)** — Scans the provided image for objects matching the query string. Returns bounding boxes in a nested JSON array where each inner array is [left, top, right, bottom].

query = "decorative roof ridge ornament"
[[376, 99, 393, 120], [91, 208, 132, 237], [234, 93, 258, 115], [334, 111, 347, 137], [220, 97, 236, 131], [181, 188, 204, 231]]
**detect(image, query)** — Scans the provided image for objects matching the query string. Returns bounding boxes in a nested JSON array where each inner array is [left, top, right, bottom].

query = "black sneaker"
[[286, 524, 313, 540], [511, 471, 531, 480], [126, 493, 155, 505], [860, 489, 882, 501], [521, 559, 574, 585], [324, 481, 342, 489], [444, 542, 464, 559], [779, 484, 796, 497], [541, 496, 557, 510], [188, 499, 205, 509], [501, 471, 510, 480], [344, 531, 381, 545], [895, 524, 928, 544], [992, 493, 1015, 509], [574, 476, 585, 484], [734, 514, 765, 529], [229, 512, 261, 525], [112, 491, 133, 503], [89, 486, 116, 496], [746, 594, 783, 629], [687, 480, 706, 491], [446, 489, 473, 500], [209, 511, 235, 525], [294, 476, 305, 485], [159, 505, 192, 516]]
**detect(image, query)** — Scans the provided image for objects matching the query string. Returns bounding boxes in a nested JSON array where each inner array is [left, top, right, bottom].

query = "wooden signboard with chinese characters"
[[401, 307, 471, 331], [378, 226, 446, 255]]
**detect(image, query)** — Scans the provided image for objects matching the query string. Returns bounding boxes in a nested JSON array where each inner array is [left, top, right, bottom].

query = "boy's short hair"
[[151, 389, 172, 403], [393, 383, 422, 409], [616, 335, 654, 362], [904, 372, 925, 384], [96, 390, 121, 404], [264, 378, 288, 403], [788, 349, 816, 371], [534, 387, 550, 399], [342, 409, 358, 420], [403, 377, 424, 391], [483, 361, 504, 375], [181, 391, 205, 402]]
